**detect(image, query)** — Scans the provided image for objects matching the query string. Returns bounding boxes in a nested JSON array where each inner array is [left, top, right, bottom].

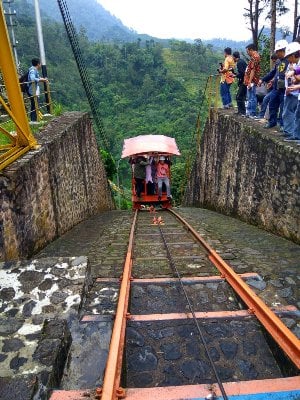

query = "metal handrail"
[[0, 2, 39, 171]]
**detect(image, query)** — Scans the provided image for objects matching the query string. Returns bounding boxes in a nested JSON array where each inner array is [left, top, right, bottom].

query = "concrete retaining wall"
[[0, 112, 114, 260], [184, 110, 300, 244]]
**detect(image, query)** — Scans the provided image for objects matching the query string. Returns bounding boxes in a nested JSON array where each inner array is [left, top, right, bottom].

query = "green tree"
[[100, 149, 117, 180]]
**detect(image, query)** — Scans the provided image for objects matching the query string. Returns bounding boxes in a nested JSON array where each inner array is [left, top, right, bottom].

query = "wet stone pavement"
[[0, 208, 299, 398], [124, 209, 299, 388], [0, 211, 133, 399], [125, 318, 282, 388], [178, 207, 300, 316], [130, 280, 242, 314], [0, 257, 89, 400]]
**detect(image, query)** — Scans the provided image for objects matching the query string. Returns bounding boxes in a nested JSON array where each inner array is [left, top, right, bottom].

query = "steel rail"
[[157, 224, 229, 400], [100, 209, 138, 400], [169, 209, 300, 369]]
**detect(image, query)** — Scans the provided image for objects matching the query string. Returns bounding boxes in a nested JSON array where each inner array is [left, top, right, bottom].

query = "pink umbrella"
[[121, 135, 181, 158]]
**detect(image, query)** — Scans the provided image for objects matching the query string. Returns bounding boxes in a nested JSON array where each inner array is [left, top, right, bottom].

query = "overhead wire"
[[180, 74, 218, 202], [57, 0, 110, 150], [158, 223, 229, 400]]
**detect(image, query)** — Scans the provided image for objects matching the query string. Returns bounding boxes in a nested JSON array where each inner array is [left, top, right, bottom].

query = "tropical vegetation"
[[1, 0, 296, 206]]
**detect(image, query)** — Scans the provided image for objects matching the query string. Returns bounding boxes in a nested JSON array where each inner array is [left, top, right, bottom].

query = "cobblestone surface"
[[178, 207, 300, 314], [130, 280, 241, 314], [1, 208, 299, 397], [125, 318, 283, 387], [0, 257, 88, 400], [36, 210, 134, 392], [125, 209, 299, 388], [37, 211, 132, 279]]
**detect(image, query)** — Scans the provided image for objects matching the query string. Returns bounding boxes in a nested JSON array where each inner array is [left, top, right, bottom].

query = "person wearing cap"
[[282, 44, 300, 143], [282, 42, 300, 139], [156, 156, 172, 201], [259, 39, 289, 129]]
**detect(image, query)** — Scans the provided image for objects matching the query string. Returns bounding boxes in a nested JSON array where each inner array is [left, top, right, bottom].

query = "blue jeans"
[[268, 89, 285, 127], [246, 86, 257, 116], [282, 95, 298, 135], [259, 91, 272, 118], [158, 177, 171, 197], [292, 100, 300, 139], [220, 82, 232, 106]]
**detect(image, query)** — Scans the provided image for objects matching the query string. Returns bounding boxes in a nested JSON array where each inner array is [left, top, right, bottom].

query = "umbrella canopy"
[[121, 135, 181, 158]]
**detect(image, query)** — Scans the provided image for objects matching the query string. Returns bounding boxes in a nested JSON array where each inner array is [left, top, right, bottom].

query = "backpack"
[[19, 71, 29, 93]]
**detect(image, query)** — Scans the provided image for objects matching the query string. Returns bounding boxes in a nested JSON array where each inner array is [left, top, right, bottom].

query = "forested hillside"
[[8, 0, 224, 203], [28, 0, 170, 45]]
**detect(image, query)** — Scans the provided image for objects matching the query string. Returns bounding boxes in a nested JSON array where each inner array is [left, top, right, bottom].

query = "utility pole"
[[34, 0, 50, 113], [293, 0, 299, 40], [3, 0, 19, 69]]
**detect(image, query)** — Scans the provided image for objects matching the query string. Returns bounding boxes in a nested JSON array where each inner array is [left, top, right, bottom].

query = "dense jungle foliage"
[[8, 0, 277, 205], [8, 1, 228, 205]]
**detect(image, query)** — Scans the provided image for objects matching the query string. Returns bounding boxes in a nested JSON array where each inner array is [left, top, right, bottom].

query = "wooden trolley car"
[[121, 134, 181, 210]]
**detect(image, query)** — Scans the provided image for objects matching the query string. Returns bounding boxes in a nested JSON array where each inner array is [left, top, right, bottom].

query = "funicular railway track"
[[51, 209, 300, 400]]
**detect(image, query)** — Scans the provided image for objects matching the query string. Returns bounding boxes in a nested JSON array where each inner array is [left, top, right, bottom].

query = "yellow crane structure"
[[0, 2, 38, 172]]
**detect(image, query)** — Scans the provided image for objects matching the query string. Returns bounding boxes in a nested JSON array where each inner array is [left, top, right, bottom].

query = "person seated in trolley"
[[156, 155, 172, 201]]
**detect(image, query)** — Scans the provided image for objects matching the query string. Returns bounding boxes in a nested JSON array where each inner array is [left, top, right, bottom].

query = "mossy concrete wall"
[[184, 110, 300, 244], [0, 112, 114, 261]]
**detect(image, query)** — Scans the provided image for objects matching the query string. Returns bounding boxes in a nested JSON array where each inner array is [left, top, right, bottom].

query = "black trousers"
[[236, 84, 247, 115], [135, 178, 144, 197], [27, 92, 37, 122]]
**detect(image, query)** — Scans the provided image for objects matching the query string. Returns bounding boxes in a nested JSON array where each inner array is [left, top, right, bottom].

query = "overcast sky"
[[98, 0, 296, 41]]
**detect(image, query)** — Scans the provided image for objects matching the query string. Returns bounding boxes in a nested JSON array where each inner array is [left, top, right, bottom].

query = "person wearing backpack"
[[27, 58, 48, 123]]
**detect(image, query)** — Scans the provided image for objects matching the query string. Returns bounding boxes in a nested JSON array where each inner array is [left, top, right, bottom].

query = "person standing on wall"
[[219, 47, 235, 109], [233, 51, 247, 116], [258, 53, 278, 120], [27, 58, 48, 124], [244, 43, 261, 118], [283, 44, 300, 143], [282, 42, 300, 139], [259, 40, 288, 129]]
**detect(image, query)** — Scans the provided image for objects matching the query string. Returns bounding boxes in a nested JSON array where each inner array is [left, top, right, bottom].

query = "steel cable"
[[158, 223, 229, 400], [57, 0, 110, 150], [180, 74, 217, 202]]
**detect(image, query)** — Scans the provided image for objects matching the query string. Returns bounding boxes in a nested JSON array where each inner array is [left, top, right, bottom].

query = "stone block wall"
[[184, 110, 300, 244], [0, 112, 114, 261]]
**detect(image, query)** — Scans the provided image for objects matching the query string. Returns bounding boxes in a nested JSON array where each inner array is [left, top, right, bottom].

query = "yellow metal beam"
[[0, 146, 31, 170], [0, 2, 38, 152]]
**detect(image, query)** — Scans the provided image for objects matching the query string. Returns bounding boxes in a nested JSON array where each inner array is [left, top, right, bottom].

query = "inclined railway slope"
[[0, 208, 299, 400]]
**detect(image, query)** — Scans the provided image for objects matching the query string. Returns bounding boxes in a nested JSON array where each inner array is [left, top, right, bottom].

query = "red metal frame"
[[125, 377, 300, 400], [50, 376, 300, 400], [129, 306, 298, 322], [131, 156, 173, 210]]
